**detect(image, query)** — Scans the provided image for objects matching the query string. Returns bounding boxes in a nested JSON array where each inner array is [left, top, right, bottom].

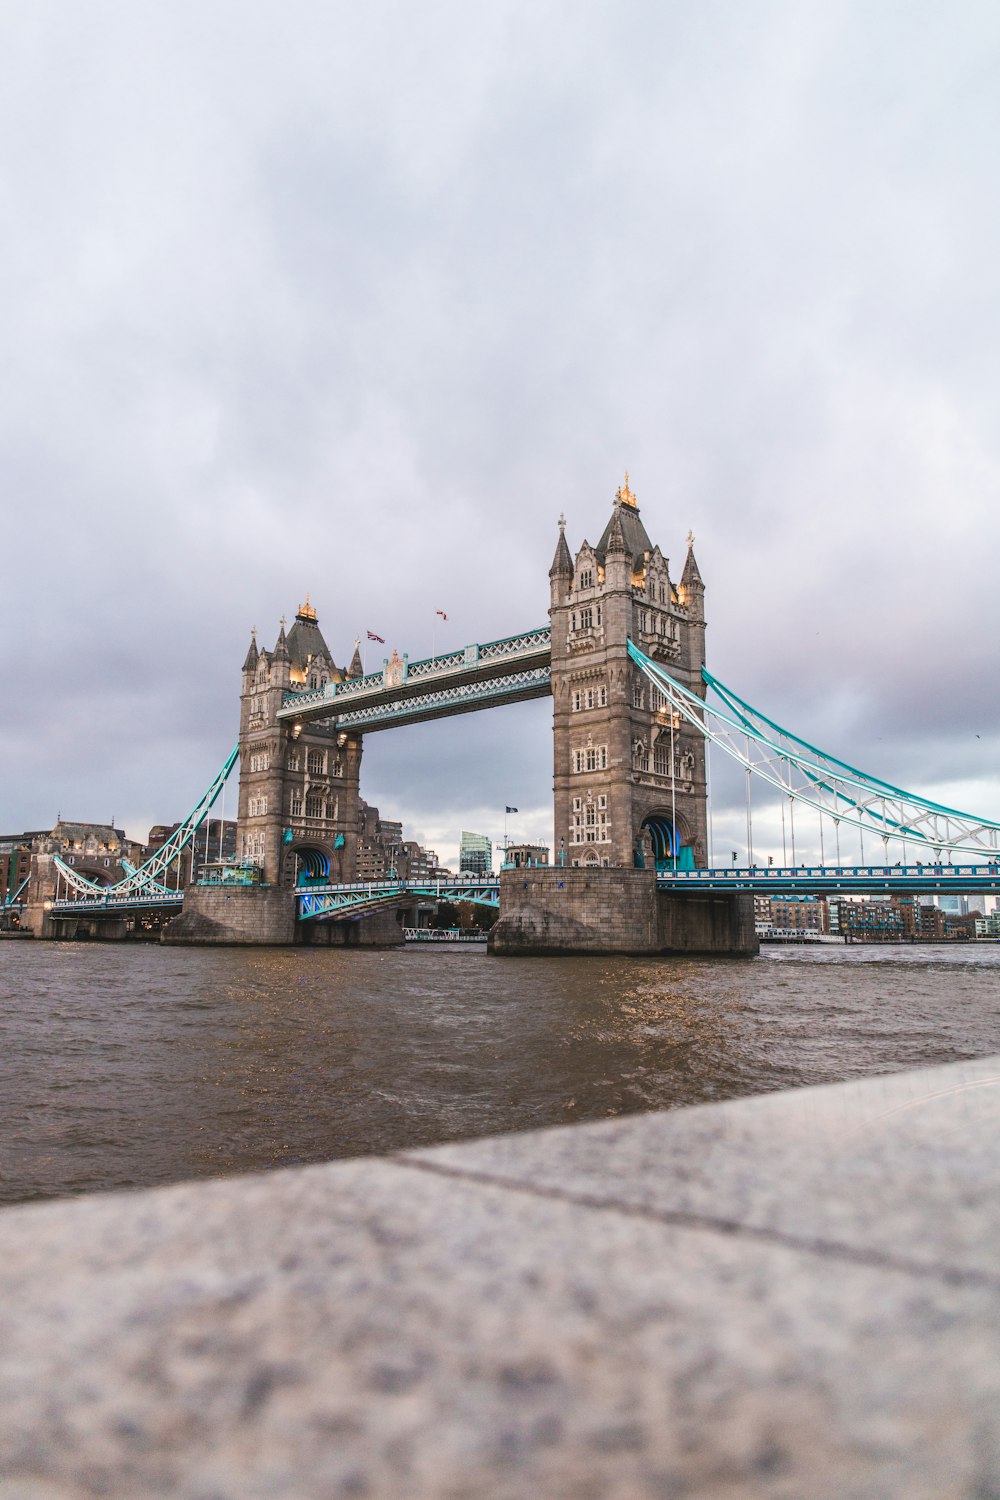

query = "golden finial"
[[615, 471, 637, 508], [686, 530, 695, 549], [298, 592, 318, 622]]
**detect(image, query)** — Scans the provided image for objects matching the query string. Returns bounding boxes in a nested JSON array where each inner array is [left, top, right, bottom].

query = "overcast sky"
[[4, 0, 1000, 870]]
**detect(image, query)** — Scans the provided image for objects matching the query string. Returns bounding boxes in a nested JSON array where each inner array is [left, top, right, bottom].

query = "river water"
[[3, 941, 1000, 1205]]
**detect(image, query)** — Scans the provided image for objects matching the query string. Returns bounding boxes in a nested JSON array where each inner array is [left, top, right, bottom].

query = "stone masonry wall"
[[161, 886, 297, 946], [490, 868, 758, 956], [490, 867, 660, 954]]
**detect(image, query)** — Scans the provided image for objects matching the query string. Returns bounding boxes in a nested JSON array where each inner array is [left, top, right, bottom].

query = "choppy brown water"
[[3, 941, 1000, 1205]]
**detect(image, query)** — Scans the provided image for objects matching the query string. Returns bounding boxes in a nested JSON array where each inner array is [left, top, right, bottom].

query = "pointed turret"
[[604, 505, 629, 556], [242, 629, 259, 674], [348, 640, 364, 679], [549, 514, 573, 578], [549, 512, 573, 607], [680, 534, 703, 590], [273, 621, 289, 662], [678, 531, 705, 631]]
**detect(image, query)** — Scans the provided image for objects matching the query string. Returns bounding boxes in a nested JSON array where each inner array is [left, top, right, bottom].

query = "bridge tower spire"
[[549, 478, 709, 870]]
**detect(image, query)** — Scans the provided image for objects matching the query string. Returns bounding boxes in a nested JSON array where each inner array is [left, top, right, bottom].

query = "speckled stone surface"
[[409, 1053, 1000, 1281], [1, 1057, 999, 1499]]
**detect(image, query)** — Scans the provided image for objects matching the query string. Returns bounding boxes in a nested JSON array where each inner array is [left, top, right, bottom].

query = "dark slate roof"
[[285, 612, 332, 672], [549, 525, 573, 577], [595, 500, 653, 569], [681, 542, 704, 588], [242, 634, 259, 672], [348, 641, 364, 679]]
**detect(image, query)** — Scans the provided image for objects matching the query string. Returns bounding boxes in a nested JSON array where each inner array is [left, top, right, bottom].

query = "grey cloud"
[[4, 1, 1000, 865]]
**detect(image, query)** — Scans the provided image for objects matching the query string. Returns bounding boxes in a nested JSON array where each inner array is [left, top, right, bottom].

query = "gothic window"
[[287, 750, 300, 771], [248, 795, 268, 817], [573, 690, 582, 711], [306, 795, 324, 819], [653, 746, 671, 775], [579, 568, 593, 589], [579, 606, 594, 629], [633, 680, 644, 709], [572, 797, 582, 812], [596, 604, 602, 626], [331, 756, 344, 778], [307, 750, 325, 775], [290, 793, 303, 817], [309, 674, 318, 690], [573, 745, 608, 773], [633, 740, 649, 772]]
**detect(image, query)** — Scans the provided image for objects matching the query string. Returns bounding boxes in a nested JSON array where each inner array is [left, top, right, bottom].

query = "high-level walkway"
[[277, 626, 551, 731]]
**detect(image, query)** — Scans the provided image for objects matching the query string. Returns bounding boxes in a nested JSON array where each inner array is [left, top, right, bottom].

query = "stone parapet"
[[1, 1054, 999, 1496]]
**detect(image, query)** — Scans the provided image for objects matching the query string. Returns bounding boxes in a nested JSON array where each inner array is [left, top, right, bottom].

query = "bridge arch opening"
[[73, 865, 116, 888], [637, 814, 696, 872], [281, 844, 332, 888]]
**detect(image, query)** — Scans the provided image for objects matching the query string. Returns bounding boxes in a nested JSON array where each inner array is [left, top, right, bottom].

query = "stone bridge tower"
[[549, 476, 708, 870], [237, 599, 364, 887]]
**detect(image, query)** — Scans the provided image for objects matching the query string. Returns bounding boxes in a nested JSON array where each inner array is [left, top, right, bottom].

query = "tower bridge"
[[20, 474, 1000, 953]]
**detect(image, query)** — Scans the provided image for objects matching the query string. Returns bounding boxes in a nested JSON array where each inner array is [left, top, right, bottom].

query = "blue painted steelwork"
[[332, 667, 551, 732], [628, 641, 1000, 859], [50, 890, 185, 914], [658, 864, 1000, 894], [277, 627, 552, 731], [50, 744, 240, 905], [2, 873, 30, 908], [297, 876, 500, 922]]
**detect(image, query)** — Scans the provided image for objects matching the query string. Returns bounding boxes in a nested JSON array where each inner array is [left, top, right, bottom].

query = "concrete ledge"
[[2, 1057, 1000, 1496]]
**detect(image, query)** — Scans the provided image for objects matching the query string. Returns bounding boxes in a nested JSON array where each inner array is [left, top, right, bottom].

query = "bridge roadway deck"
[[45, 863, 1000, 919], [276, 626, 552, 732]]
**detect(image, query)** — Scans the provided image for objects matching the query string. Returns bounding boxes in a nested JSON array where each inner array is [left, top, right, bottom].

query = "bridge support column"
[[489, 868, 757, 957], [162, 886, 297, 946]]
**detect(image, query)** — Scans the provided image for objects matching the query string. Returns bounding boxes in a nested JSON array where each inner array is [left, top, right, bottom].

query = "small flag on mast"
[[435, 610, 448, 621], [367, 630, 385, 643], [505, 806, 518, 814]]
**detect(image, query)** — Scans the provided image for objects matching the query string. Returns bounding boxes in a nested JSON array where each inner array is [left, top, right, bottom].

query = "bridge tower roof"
[[285, 597, 333, 674], [594, 473, 653, 570]]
